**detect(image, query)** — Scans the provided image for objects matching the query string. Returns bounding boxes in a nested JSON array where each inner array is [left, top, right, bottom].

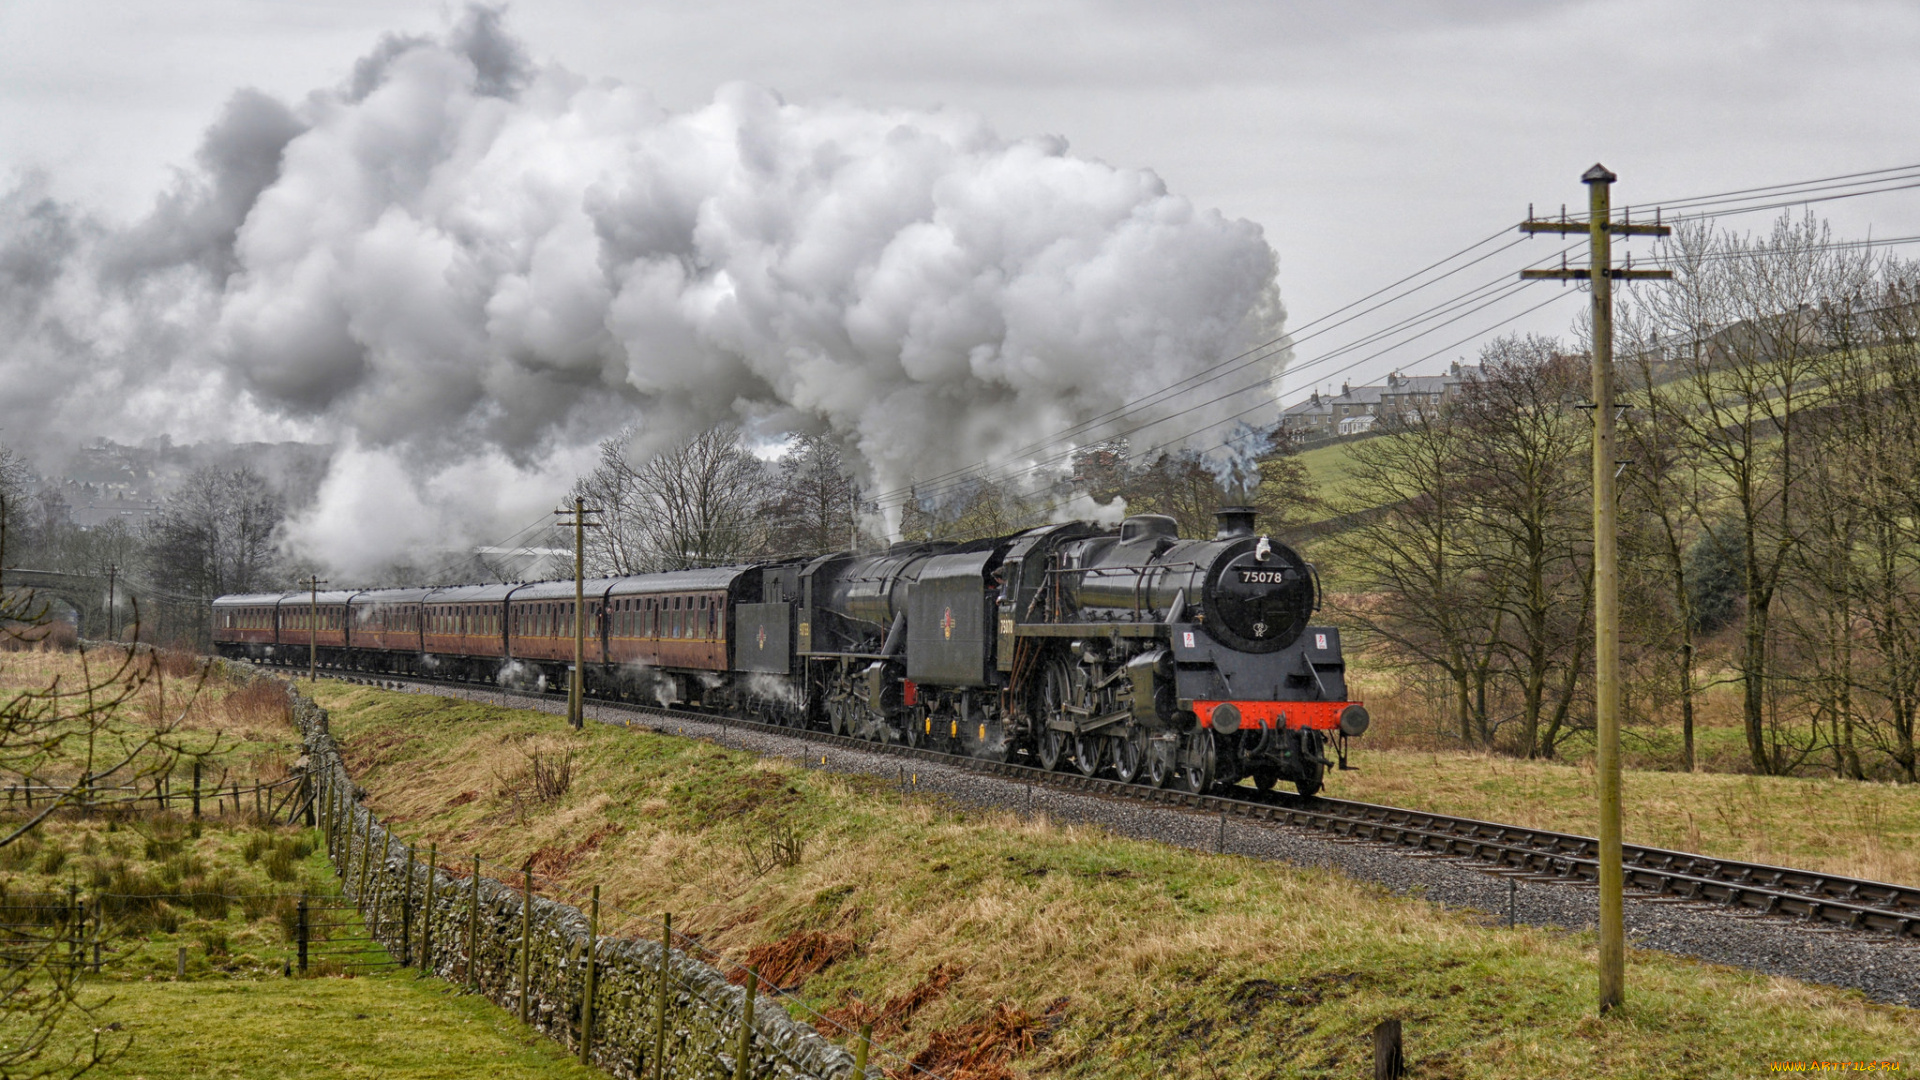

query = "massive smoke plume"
[[0, 7, 1287, 580]]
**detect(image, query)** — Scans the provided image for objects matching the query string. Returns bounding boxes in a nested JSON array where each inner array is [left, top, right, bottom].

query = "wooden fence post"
[[190, 759, 200, 819], [296, 898, 309, 973], [356, 811, 373, 903], [854, 1022, 872, 1078], [1373, 1019, 1405, 1080], [652, 913, 671, 1080], [520, 863, 534, 1025], [468, 855, 480, 992], [732, 969, 757, 1080], [376, 829, 392, 939], [422, 842, 437, 976], [400, 841, 413, 966], [579, 884, 598, 1064]]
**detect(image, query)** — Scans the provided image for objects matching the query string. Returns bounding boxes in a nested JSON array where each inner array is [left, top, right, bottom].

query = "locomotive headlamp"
[[1254, 536, 1273, 563], [1338, 704, 1371, 737], [1209, 702, 1243, 732]]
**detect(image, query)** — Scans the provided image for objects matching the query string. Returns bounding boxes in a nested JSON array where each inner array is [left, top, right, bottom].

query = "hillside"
[[310, 681, 1916, 1078]]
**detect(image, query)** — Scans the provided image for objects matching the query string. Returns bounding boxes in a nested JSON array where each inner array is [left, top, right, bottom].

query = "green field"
[[0, 650, 601, 1080], [67, 974, 601, 1080]]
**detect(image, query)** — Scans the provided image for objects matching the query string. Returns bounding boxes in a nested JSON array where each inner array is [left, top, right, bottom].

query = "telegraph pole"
[[554, 499, 600, 729], [302, 575, 328, 683], [1522, 165, 1670, 1014]]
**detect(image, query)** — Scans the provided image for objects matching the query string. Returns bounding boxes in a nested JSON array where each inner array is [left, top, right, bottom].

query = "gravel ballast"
[[365, 678, 1920, 1008]]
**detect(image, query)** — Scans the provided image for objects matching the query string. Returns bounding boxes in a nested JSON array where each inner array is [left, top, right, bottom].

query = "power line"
[[870, 240, 1585, 512], [867, 236, 1584, 511], [874, 279, 1573, 515]]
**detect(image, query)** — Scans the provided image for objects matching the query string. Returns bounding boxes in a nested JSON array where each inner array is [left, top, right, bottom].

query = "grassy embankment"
[[1317, 667, 1920, 887], [313, 679, 1918, 1079], [1319, 744, 1919, 887], [0, 645, 599, 1080]]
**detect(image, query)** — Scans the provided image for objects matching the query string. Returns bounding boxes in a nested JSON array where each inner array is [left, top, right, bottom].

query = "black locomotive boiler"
[[213, 507, 1367, 795]]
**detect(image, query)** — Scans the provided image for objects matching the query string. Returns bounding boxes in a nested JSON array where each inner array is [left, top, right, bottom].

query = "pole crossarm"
[[1521, 268, 1675, 281], [1521, 220, 1672, 237]]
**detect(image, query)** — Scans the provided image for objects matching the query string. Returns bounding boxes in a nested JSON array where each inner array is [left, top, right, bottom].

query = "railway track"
[[316, 667, 1920, 944]]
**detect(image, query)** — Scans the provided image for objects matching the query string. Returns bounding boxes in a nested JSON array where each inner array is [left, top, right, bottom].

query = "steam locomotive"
[[212, 507, 1367, 795]]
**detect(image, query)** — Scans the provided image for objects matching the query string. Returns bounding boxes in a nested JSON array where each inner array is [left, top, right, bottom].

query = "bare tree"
[[1098, 427, 1319, 540], [1630, 214, 1874, 773], [1325, 401, 1506, 746], [1453, 338, 1593, 758], [574, 426, 771, 572], [0, 441, 29, 593], [144, 466, 284, 600], [765, 434, 863, 556]]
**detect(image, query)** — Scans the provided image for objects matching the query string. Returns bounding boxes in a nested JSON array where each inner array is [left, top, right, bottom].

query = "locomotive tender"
[[212, 507, 1368, 795]]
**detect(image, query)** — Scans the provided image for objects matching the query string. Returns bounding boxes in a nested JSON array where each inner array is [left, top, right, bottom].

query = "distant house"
[[1329, 381, 1385, 427], [1283, 361, 1480, 438], [1281, 390, 1335, 435]]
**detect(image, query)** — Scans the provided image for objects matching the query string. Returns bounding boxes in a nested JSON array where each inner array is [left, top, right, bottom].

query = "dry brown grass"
[[1325, 747, 1920, 888], [313, 682, 1919, 1078], [0, 649, 301, 791]]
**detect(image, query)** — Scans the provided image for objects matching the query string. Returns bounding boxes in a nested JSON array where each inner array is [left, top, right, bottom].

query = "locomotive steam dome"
[[1202, 535, 1315, 652]]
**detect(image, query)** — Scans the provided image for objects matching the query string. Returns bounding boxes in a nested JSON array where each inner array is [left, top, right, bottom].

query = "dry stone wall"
[[276, 676, 872, 1080]]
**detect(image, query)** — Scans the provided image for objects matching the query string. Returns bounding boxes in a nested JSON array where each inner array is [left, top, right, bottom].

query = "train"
[[212, 507, 1368, 795]]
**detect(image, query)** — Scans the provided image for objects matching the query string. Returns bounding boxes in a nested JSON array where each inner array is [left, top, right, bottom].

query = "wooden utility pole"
[[1522, 164, 1670, 1013], [554, 499, 599, 729], [302, 575, 328, 683]]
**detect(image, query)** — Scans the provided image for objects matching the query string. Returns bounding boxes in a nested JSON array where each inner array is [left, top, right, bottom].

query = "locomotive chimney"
[[1214, 505, 1257, 540]]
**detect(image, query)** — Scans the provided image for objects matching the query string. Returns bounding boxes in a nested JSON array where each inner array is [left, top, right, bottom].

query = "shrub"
[[240, 832, 270, 864], [262, 846, 297, 883], [0, 835, 43, 870], [181, 876, 230, 920], [37, 844, 68, 875]]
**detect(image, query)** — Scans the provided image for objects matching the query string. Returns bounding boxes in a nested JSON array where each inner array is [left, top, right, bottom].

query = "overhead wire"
[[867, 236, 1586, 513], [867, 236, 1582, 511]]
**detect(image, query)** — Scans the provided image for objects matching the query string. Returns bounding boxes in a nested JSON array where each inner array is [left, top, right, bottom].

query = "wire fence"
[[282, 670, 890, 1080], [0, 888, 395, 979], [0, 772, 311, 824]]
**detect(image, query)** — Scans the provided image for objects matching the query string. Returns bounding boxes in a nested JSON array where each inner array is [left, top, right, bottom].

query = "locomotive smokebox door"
[[907, 551, 998, 687], [735, 602, 791, 674]]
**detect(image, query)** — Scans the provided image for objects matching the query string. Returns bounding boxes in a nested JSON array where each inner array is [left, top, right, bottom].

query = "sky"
[[4, 0, 1919, 570]]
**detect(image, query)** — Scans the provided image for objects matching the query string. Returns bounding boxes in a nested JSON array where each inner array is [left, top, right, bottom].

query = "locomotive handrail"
[[1040, 560, 1208, 576]]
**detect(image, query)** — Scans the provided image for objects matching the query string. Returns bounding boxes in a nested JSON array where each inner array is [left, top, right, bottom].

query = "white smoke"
[[0, 6, 1288, 575]]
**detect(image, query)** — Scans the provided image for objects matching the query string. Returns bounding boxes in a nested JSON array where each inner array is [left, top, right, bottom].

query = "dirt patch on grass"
[[826, 962, 965, 1037], [898, 998, 1069, 1080], [729, 930, 857, 991], [529, 822, 626, 877], [686, 768, 803, 822]]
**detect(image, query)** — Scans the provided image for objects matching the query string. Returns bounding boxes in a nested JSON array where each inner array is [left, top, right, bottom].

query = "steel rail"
[[315, 666, 1920, 943]]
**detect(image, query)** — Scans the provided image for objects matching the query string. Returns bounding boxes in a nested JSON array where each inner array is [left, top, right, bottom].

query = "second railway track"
[[321, 667, 1920, 946]]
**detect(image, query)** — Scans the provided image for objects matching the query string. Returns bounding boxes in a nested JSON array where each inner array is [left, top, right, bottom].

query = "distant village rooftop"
[[1282, 361, 1480, 436]]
